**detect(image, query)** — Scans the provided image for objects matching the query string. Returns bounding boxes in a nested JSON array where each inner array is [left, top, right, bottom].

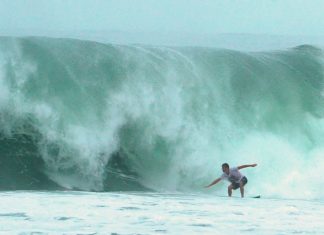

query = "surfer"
[[205, 163, 257, 198]]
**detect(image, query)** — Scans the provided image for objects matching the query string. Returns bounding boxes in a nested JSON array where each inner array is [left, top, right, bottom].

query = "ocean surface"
[[0, 191, 323, 235], [0, 36, 323, 234]]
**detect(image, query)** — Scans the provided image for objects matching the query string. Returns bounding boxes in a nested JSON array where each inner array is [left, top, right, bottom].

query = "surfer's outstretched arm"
[[205, 177, 221, 188], [238, 164, 257, 170]]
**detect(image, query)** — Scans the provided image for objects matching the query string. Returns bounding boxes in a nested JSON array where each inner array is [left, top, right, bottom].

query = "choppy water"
[[0, 191, 323, 235]]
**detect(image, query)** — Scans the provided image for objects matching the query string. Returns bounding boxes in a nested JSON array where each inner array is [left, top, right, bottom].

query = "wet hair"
[[222, 163, 229, 168]]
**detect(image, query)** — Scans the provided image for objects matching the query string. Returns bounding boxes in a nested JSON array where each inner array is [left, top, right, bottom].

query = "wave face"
[[0, 37, 323, 199]]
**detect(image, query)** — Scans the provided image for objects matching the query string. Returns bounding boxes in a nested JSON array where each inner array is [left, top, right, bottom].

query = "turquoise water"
[[0, 37, 323, 199], [0, 191, 323, 234]]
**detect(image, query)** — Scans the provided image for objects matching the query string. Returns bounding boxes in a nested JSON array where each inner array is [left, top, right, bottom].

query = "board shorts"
[[231, 176, 248, 190]]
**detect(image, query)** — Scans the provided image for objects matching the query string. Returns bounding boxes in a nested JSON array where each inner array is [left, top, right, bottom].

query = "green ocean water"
[[0, 37, 323, 200]]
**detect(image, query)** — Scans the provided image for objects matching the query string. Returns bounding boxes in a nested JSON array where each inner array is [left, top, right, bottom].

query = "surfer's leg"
[[228, 185, 233, 197], [239, 177, 248, 198], [239, 182, 244, 198]]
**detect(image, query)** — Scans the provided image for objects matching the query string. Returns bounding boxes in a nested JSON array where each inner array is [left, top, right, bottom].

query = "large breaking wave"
[[0, 37, 323, 199]]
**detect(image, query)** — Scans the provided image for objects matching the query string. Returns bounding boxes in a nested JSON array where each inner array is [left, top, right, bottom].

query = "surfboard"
[[216, 195, 261, 199]]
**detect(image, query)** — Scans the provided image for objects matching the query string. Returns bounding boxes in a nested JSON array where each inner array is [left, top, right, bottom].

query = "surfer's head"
[[222, 163, 230, 174]]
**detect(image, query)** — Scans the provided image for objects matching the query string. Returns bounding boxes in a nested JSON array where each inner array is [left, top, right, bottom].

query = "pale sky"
[[1, 0, 324, 36]]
